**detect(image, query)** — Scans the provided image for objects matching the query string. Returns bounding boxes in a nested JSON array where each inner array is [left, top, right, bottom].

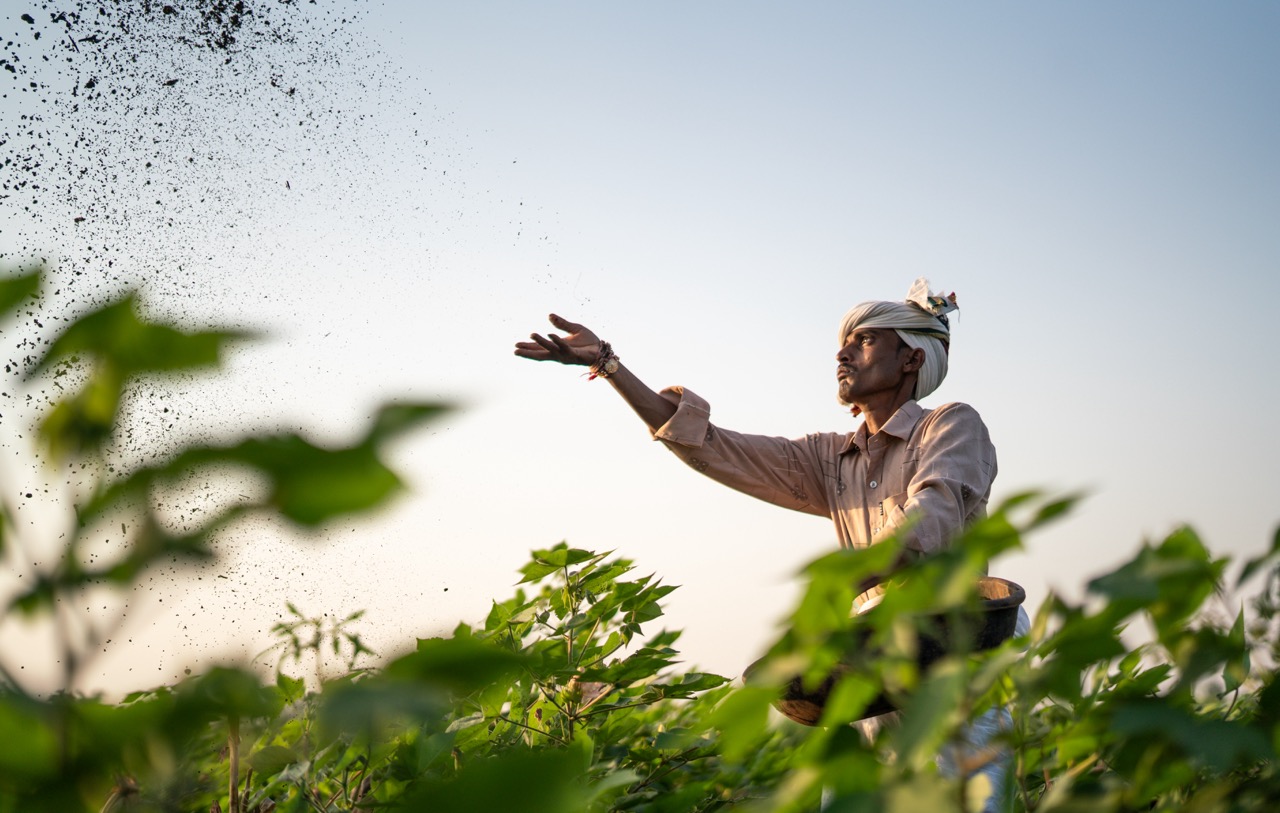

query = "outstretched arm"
[[517, 314, 834, 519], [514, 314, 677, 431]]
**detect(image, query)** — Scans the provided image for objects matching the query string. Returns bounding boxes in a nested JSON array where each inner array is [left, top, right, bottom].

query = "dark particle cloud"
[[1, 1, 468, 692]]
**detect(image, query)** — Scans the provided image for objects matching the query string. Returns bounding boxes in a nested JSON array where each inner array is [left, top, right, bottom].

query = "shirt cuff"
[[651, 386, 711, 448]]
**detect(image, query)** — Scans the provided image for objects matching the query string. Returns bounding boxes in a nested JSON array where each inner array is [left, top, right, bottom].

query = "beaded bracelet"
[[587, 341, 620, 380]]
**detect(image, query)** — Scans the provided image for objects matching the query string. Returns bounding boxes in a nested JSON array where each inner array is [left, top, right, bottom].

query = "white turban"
[[837, 278, 957, 404]]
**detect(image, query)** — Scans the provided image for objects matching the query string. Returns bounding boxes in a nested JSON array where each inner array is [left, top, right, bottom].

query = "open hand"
[[514, 314, 601, 366]]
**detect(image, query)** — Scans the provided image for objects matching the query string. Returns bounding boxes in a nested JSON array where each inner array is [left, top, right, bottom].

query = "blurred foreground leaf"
[[0, 268, 40, 318]]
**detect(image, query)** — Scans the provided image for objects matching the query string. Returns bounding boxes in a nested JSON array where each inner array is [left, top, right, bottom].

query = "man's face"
[[836, 327, 916, 405]]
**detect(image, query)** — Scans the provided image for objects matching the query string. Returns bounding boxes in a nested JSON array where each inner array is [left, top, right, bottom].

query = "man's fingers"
[[518, 333, 581, 363], [517, 319, 593, 365], [528, 333, 563, 354], [549, 313, 584, 333], [514, 339, 551, 358], [549, 334, 573, 353]]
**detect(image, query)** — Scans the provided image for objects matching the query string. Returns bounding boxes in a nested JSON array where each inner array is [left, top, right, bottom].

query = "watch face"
[[604, 358, 619, 374]]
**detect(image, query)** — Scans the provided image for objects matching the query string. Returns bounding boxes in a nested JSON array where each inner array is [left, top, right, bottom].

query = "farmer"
[[514, 278, 1027, 809]]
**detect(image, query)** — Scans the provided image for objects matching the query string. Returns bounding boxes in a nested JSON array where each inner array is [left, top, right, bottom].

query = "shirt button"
[[869, 480, 878, 489]]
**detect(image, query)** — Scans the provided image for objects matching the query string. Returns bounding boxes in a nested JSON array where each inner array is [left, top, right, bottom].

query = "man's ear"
[[904, 347, 925, 372]]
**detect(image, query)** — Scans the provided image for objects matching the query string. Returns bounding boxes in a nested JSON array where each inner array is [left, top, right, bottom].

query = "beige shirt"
[[651, 387, 997, 560], [653, 387, 1001, 732]]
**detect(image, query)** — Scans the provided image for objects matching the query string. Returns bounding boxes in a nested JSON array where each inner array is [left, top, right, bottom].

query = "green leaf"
[[30, 294, 249, 379], [0, 695, 60, 780], [366, 402, 451, 444], [391, 749, 587, 812], [1222, 608, 1250, 694], [517, 560, 561, 584], [703, 686, 776, 763], [1236, 525, 1280, 588], [7, 575, 56, 618], [883, 773, 955, 813], [1118, 662, 1172, 698], [226, 435, 405, 526], [27, 293, 251, 459], [531, 544, 602, 569], [445, 712, 485, 733], [1027, 493, 1083, 529], [891, 657, 967, 770], [549, 584, 573, 620], [585, 767, 642, 809], [654, 728, 700, 751], [416, 730, 457, 773], [317, 679, 449, 738], [1028, 603, 1126, 698], [812, 750, 881, 807], [247, 744, 299, 777], [582, 645, 679, 686], [276, 671, 306, 704], [639, 672, 729, 702], [0, 269, 40, 319], [391, 636, 529, 693], [1055, 727, 1110, 766], [79, 401, 447, 528], [667, 672, 729, 693], [820, 672, 882, 727], [38, 370, 124, 459], [1111, 699, 1273, 772], [178, 667, 281, 720], [581, 562, 634, 594]]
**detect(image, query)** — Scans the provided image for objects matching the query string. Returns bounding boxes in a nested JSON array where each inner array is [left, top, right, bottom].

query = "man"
[[514, 279, 991, 589], [514, 279, 1025, 809]]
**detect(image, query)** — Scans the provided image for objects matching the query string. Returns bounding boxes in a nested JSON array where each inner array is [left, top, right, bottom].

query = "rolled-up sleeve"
[[651, 387, 832, 518]]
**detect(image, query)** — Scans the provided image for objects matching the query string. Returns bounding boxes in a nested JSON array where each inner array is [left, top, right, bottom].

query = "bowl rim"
[[975, 576, 1026, 612]]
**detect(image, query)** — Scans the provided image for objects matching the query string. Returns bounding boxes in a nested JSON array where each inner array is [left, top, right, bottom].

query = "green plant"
[[0, 267, 446, 811], [257, 605, 378, 687], [4, 266, 1280, 813], [732, 499, 1280, 813]]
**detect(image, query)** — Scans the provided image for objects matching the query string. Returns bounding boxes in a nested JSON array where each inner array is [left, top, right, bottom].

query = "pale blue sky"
[[2, 2, 1278, 691]]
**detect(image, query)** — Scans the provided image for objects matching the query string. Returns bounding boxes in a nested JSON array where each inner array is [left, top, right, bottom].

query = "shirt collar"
[[839, 400, 924, 455]]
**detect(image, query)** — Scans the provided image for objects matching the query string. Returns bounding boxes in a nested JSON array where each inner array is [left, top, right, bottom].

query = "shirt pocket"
[[872, 492, 910, 544]]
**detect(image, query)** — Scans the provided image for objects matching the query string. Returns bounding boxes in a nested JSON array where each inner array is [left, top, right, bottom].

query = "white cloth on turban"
[[837, 278, 956, 404]]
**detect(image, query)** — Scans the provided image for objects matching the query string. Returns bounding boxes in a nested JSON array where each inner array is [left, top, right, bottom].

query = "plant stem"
[[564, 565, 575, 666], [539, 685, 572, 718], [574, 617, 601, 667], [228, 715, 241, 813], [497, 714, 568, 745], [579, 700, 653, 718], [631, 750, 713, 793], [1059, 753, 1100, 785]]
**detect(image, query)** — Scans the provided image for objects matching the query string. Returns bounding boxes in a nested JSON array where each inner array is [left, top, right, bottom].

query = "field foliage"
[[1, 269, 1278, 812]]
